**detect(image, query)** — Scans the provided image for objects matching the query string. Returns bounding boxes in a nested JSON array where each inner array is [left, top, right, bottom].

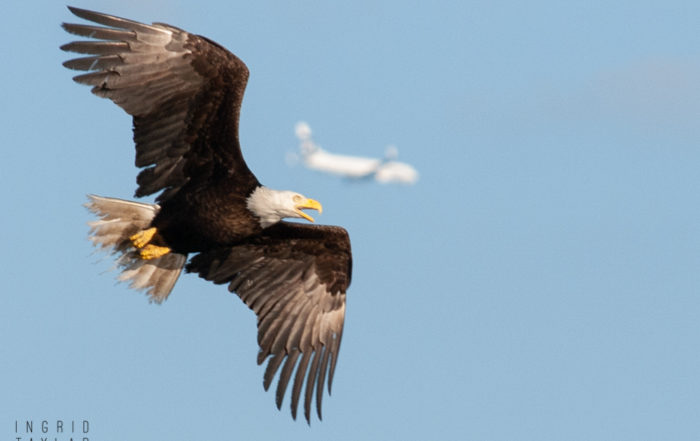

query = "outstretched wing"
[[187, 222, 352, 422], [61, 6, 257, 202]]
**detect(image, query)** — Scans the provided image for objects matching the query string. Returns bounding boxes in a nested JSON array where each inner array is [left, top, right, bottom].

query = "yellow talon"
[[139, 244, 172, 260], [130, 227, 157, 249]]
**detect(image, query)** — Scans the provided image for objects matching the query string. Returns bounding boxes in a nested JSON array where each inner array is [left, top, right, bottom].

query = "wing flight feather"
[[186, 222, 351, 422], [61, 6, 255, 202]]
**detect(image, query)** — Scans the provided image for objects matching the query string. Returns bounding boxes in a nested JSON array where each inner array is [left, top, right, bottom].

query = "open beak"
[[295, 198, 323, 223]]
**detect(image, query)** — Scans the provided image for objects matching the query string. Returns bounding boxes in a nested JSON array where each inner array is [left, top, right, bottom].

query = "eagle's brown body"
[[151, 178, 262, 253]]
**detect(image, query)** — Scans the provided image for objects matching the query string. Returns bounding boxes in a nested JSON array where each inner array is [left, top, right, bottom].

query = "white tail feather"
[[85, 194, 186, 302]]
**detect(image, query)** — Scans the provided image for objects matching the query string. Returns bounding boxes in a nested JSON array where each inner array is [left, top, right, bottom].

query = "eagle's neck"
[[246, 186, 284, 228]]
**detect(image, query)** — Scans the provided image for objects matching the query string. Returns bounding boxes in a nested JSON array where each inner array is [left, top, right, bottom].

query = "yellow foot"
[[130, 227, 158, 249], [139, 244, 171, 260]]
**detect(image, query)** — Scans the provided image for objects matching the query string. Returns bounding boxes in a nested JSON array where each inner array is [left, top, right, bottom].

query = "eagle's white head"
[[246, 186, 323, 228]]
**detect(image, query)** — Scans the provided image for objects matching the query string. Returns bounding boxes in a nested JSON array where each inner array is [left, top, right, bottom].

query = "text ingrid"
[[14, 420, 89, 441]]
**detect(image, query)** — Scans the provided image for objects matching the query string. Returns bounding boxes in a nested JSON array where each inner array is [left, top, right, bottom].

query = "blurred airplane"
[[291, 122, 419, 185]]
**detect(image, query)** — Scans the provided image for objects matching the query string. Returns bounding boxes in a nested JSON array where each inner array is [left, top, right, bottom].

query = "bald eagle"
[[61, 6, 351, 422]]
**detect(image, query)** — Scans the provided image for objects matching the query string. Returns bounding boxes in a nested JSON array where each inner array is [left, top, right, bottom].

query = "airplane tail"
[[85, 195, 186, 302]]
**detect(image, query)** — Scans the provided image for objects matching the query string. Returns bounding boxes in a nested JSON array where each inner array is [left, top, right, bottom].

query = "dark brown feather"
[[186, 222, 352, 422], [61, 6, 257, 203]]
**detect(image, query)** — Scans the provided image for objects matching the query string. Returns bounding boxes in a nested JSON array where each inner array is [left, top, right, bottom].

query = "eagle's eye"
[[293, 194, 303, 203]]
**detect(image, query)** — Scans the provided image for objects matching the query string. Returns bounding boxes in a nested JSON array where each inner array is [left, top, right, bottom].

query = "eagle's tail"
[[85, 195, 186, 303]]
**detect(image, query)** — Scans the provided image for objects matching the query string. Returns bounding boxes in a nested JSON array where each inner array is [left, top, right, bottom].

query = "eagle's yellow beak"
[[295, 198, 323, 223]]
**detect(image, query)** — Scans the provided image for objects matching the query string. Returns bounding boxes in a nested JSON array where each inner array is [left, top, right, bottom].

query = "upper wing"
[[61, 7, 257, 202], [186, 222, 352, 422]]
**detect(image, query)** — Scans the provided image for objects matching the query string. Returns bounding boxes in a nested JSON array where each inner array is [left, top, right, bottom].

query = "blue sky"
[[2, 1, 700, 440]]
